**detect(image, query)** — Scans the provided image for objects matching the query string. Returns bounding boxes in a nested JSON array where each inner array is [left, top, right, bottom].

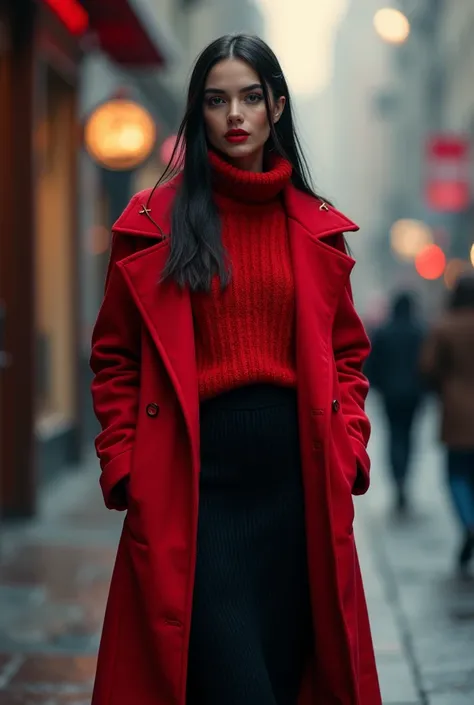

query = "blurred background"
[[0, 1, 473, 703]]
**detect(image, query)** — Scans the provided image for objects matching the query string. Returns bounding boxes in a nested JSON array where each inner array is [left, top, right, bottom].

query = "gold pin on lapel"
[[319, 202, 329, 212], [139, 206, 152, 215]]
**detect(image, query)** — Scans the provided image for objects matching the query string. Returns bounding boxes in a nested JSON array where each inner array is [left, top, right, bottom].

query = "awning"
[[76, 0, 179, 68]]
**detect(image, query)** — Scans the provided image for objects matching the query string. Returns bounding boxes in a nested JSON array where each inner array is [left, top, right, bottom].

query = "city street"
[[0, 396, 473, 704]]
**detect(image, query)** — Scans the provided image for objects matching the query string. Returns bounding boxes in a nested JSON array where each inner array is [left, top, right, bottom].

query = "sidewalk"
[[0, 398, 472, 704], [0, 454, 122, 704], [357, 396, 474, 705]]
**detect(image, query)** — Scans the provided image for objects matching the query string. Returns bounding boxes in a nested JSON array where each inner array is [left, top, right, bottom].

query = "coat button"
[[332, 399, 340, 413], [146, 402, 160, 418]]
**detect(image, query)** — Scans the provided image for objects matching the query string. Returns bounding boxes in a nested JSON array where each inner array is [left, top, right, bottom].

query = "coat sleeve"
[[90, 229, 141, 511], [332, 236, 372, 495]]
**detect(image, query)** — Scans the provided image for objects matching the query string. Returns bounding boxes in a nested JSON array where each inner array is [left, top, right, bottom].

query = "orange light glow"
[[415, 245, 446, 280], [84, 99, 157, 171]]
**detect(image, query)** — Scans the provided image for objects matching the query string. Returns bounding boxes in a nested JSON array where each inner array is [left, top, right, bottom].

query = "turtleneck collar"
[[209, 149, 292, 204]]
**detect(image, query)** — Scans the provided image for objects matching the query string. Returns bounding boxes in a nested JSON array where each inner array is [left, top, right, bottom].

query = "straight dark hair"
[[147, 34, 328, 291]]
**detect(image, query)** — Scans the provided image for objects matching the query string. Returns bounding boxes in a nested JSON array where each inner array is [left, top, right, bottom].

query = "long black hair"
[[150, 34, 326, 291]]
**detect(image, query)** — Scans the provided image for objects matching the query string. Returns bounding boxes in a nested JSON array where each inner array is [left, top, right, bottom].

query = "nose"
[[227, 98, 244, 125]]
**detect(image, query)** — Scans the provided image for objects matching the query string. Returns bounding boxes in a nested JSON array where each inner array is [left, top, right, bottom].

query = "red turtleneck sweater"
[[191, 151, 296, 401]]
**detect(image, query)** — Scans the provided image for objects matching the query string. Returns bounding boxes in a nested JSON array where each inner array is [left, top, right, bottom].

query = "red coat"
[[90, 178, 382, 705]]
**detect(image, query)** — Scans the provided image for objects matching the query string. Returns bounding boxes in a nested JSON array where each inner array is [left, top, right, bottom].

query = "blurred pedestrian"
[[90, 34, 381, 705], [366, 292, 426, 513], [420, 274, 474, 575]]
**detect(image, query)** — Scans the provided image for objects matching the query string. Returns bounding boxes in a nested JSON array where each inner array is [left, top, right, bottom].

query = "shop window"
[[35, 66, 76, 433]]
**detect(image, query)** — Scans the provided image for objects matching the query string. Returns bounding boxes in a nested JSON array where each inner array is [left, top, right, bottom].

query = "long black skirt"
[[186, 384, 313, 705]]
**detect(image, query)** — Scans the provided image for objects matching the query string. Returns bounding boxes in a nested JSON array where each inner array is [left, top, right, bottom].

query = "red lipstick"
[[225, 128, 249, 144]]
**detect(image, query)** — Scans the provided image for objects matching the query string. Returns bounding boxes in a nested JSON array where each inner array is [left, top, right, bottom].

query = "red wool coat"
[[90, 178, 382, 705]]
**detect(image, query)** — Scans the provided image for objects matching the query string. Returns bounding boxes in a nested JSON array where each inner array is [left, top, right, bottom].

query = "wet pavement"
[[0, 396, 472, 704], [0, 457, 121, 704]]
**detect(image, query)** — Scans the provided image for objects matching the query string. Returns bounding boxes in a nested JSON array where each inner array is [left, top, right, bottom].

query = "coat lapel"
[[284, 184, 359, 326], [114, 184, 199, 454]]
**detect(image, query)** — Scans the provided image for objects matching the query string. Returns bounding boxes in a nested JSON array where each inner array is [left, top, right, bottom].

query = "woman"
[[421, 274, 474, 575], [90, 34, 381, 705]]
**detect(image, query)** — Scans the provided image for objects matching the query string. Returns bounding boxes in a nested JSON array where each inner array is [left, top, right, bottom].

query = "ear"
[[273, 96, 286, 124]]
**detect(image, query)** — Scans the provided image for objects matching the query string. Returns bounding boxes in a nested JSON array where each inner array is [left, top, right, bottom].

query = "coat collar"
[[112, 177, 360, 243]]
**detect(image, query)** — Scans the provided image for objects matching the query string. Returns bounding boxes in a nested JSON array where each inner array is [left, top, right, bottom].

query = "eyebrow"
[[204, 83, 263, 95]]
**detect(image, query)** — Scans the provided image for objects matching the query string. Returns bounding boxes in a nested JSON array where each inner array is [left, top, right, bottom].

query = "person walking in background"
[[365, 292, 426, 513], [420, 275, 474, 575], [90, 33, 381, 705]]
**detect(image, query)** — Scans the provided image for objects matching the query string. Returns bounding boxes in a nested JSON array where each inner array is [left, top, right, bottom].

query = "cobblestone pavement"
[[0, 397, 472, 704]]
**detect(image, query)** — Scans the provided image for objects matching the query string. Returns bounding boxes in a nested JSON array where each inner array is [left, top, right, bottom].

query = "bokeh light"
[[159, 134, 184, 170], [390, 219, 433, 261], [84, 99, 157, 171], [374, 8, 411, 45], [415, 244, 446, 280]]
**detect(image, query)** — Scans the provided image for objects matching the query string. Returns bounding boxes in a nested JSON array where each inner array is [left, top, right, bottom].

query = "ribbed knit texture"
[[191, 150, 296, 401], [187, 384, 312, 705]]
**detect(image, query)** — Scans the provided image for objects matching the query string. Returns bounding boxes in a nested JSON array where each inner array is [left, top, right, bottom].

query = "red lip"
[[225, 129, 249, 143], [225, 129, 249, 137]]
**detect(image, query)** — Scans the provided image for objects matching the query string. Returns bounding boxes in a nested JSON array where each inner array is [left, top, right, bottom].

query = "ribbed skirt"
[[186, 384, 313, 705]]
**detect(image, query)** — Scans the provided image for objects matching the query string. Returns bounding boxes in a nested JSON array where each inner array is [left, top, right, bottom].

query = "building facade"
[[0, 0, 177, 517], [327, 0, 397, 315]]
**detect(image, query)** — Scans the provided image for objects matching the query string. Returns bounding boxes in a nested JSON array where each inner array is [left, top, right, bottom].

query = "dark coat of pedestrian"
[[365, 293, 426, 511]]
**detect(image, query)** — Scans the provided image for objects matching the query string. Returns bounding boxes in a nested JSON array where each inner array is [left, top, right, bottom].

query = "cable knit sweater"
[[191, 150, 296, 400]]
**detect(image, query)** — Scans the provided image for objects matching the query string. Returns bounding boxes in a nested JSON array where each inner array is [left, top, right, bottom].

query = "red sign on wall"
[[425, 135, 471, 212]]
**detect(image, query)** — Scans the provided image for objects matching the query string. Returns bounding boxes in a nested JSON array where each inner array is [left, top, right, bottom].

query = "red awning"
[[88, 0, 169, 66], [81, 0, 166, 66], [42, 0, 175, 66]]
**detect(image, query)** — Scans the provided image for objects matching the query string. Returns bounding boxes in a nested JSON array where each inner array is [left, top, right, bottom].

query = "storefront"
[[0, 0, 176, 518]]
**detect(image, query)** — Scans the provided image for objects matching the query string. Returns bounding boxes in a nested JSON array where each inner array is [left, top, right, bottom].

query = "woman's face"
[[203, 58, 285, 172]]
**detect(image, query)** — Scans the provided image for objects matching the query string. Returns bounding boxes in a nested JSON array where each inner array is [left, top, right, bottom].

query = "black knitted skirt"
[[186, 384, 313, 705]]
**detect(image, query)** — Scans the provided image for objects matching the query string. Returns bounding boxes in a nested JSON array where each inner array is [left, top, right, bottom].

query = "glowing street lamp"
[[374, 8, 411, 45], [84, 98, 157, 171]]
